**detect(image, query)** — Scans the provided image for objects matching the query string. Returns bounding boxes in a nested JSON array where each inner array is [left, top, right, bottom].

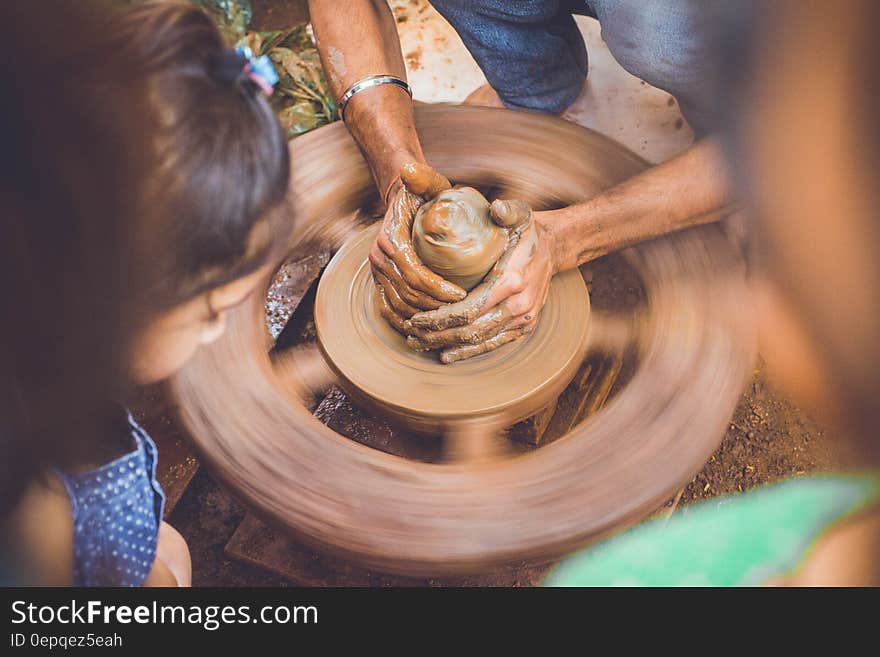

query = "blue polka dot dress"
[[56, 412, 165, 587]]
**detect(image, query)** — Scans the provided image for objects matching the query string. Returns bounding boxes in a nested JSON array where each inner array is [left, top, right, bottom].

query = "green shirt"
[[545, 472, 880, 586]]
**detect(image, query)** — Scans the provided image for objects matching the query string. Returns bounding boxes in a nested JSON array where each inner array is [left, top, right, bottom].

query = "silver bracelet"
[[338, 75, 412, 121]]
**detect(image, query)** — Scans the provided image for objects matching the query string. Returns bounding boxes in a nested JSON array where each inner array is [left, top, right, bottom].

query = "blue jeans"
[[429, 0, 718, 134]]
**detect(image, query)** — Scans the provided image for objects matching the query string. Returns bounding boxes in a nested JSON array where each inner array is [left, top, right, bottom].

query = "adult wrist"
[[339, 75, 412, 122], [376, 152, 427, 206], [534, 211, 565, 274], [538, 200, 610, 271]]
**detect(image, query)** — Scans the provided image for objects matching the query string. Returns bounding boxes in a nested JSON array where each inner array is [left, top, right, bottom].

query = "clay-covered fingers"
[[375, 287, 408, 334], [377, 186, 466, 304], [407, 304, 514, 350], [407, 302, 539, 361], [440, 326, 534, 364], [489, 198, 532, 230], [406, 268, 525, 331], [406, 272, 547, 357], [380, 185, 420, 249], [370, 245, 443, 311], [400, 162, 451, 200], [373, 269, 420, 317]]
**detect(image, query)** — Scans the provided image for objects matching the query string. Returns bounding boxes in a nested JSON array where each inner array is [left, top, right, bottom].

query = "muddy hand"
[[369, 163, 467, 330], [406, 199, 557, 363]]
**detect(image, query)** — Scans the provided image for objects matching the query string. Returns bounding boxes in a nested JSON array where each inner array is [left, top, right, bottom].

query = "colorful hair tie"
[[235, 45, 279, 96]]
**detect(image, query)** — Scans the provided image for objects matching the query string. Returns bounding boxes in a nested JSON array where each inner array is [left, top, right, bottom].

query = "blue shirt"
[[56, 412, 165, 586]]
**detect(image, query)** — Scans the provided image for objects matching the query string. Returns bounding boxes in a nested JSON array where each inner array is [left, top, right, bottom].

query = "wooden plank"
[[225, 512, 550, 586], [225, 513, 425, 586], [506, 400, 558, 446], [541, 353, 624, 444], [266, 251, 329, 345], [313, 387, 442, 462]]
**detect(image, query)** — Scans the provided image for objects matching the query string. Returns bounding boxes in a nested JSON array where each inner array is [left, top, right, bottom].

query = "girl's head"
[[115, 2, 292, 383], [1, 0, 291, 512]]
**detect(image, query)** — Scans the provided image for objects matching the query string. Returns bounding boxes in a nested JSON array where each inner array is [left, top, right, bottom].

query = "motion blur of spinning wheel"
[[171, 104, 755, 575]]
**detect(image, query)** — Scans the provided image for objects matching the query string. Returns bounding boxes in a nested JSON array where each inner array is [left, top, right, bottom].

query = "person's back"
[[549, 0, 880, 586]]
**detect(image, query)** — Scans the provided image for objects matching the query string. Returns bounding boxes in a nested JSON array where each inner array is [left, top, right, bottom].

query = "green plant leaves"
[[111, 0, 337, 138], [251, 28, 337, 138]]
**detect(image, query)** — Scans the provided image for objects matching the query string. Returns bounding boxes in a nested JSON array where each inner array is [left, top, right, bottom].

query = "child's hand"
[[144, 521, 191, 587]]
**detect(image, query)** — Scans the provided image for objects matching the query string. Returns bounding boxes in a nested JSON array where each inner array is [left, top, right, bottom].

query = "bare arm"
[[309, 0, 466, 309], [143, 522, 191, 587], [308, 0, 428, 202], [6, 475, 74, 585], [541, 137, 736, 270], [408, 138, 738, 361]]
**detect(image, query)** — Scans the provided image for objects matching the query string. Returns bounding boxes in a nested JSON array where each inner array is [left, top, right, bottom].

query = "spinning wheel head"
[[315, 224, 591, 434], [171, 105, 755, 576]]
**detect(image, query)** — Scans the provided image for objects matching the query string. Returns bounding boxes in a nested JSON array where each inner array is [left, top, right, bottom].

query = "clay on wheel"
[[316, 223, 590, 434], [412, 186, 507, 290]]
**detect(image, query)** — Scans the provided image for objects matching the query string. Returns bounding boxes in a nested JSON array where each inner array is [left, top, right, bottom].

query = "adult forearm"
[[308, 0, 426, 200], [541, 137, 737, 271]]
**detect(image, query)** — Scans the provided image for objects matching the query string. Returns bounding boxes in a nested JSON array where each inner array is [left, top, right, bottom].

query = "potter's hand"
[[370, 163, 468, 332], [405, 199, 556, 363]]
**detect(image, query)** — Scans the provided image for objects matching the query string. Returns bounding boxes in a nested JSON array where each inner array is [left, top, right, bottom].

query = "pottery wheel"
[[171, 104, 756, 576], [315, 223, 590, 434]]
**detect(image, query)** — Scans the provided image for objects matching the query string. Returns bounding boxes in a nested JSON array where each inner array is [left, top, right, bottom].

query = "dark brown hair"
[[114, 1, 292, 310], [0, 1, 293, 519], [0, 1, 153, 516]]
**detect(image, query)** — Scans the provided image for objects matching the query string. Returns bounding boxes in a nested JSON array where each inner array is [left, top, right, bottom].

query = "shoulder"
[[546, 473, 880, 586], [787, 502, 880, 585], [6, 472, 74, 585]]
